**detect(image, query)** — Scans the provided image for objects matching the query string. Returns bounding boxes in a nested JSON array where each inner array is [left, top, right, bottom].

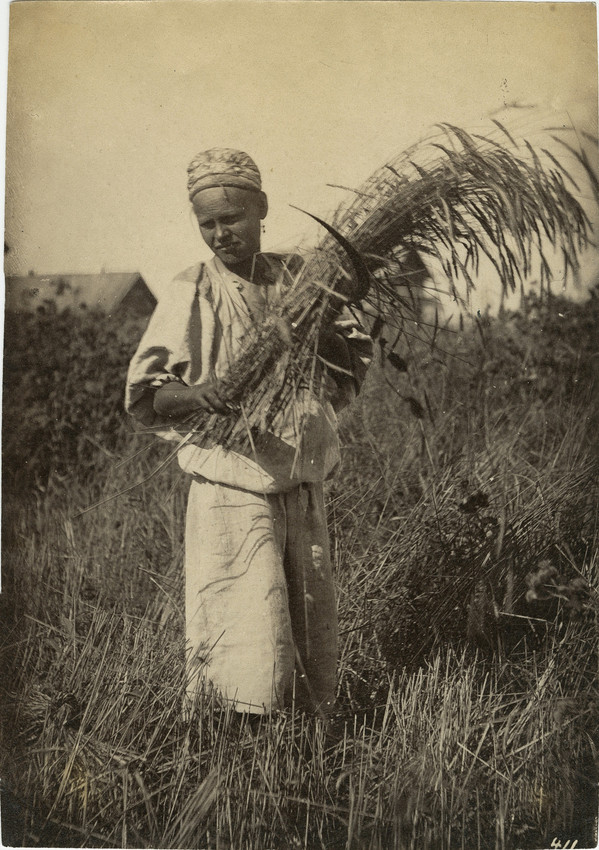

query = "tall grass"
[[1, 290, 598, 848]]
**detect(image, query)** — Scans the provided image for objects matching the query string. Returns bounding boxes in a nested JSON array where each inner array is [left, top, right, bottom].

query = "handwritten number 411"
[[551, 840, 578, 848]]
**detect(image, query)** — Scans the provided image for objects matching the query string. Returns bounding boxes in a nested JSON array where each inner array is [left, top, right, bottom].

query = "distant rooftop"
[[4, 271, 156, 316]]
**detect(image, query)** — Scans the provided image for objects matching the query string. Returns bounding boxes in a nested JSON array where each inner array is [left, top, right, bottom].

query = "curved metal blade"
[[290, 205, 371, 301]]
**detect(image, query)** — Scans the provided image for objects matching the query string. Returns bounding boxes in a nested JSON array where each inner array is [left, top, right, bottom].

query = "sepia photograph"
[[1, 1, 598, 848]]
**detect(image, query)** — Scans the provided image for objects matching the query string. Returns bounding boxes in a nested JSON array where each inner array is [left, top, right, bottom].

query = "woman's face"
[[192, 187, 267, 268]]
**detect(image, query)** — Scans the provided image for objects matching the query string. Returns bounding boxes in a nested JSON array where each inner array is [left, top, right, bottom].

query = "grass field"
[[1, 289, 598, 849]]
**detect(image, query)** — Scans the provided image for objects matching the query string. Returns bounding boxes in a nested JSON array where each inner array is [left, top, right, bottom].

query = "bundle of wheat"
[[329, 121, 594, 297], [176, 121, 594, 459]]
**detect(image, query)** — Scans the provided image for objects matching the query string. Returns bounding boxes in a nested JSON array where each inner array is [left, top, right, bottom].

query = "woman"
[[126, 149, 372, 716]]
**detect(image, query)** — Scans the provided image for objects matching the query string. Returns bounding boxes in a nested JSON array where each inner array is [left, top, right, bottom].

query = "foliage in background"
[[2, 304, 147, 489], [336, 288, 598, 674], [1, 288, 598, 849]]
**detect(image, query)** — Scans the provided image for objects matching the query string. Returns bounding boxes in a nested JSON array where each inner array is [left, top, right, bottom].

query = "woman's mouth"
[[215, 241, 238, 252]]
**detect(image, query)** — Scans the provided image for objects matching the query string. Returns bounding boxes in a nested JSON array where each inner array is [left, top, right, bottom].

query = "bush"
[[2, 305, 147, 491]]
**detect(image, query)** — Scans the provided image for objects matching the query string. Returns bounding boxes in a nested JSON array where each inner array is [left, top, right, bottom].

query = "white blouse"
[[125, 253, 371, 494]]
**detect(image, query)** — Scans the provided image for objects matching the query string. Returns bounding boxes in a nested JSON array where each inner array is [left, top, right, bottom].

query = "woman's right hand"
[[189, 380, 231, 414]]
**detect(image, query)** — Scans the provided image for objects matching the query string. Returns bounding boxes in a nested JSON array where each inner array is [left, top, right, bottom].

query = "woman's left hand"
[[317, 326, 351, 372]]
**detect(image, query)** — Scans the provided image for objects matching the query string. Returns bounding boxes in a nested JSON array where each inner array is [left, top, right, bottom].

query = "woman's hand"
[[153, 380, 231, 419], [317, 325, 351, 372], [189, 380, 231, 414]]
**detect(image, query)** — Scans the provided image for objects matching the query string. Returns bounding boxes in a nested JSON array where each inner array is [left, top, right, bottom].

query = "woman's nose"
[[215, 221, 230, 241]]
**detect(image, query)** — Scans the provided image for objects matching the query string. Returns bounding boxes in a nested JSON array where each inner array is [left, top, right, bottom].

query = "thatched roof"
[[4, 272, 156, 316]]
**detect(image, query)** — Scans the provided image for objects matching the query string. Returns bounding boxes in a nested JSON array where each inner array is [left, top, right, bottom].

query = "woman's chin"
[[216, 248, 242, 264]]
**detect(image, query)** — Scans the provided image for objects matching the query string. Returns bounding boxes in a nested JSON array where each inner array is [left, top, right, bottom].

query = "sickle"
[[290, 205, 371, 302]]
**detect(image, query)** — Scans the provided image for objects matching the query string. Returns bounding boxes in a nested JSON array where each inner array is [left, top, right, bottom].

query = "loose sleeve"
[[125, 267, 201, 430]]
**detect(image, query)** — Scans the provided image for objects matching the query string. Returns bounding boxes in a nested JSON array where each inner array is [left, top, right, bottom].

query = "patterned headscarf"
[[187, 148, 262, 201]]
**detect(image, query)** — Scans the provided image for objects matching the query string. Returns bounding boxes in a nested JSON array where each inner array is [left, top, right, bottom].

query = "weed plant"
[[1, 290, 597, 849]]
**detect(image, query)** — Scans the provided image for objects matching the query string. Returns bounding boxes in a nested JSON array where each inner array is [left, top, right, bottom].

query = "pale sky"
[[4, 1, 599, 310]]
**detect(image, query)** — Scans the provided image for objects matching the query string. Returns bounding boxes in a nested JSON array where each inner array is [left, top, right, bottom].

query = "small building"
[[4, 271, 156, 317]]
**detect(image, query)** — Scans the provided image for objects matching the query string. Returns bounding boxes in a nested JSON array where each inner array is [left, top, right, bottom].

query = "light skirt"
[[185, 478, 338, 714]]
